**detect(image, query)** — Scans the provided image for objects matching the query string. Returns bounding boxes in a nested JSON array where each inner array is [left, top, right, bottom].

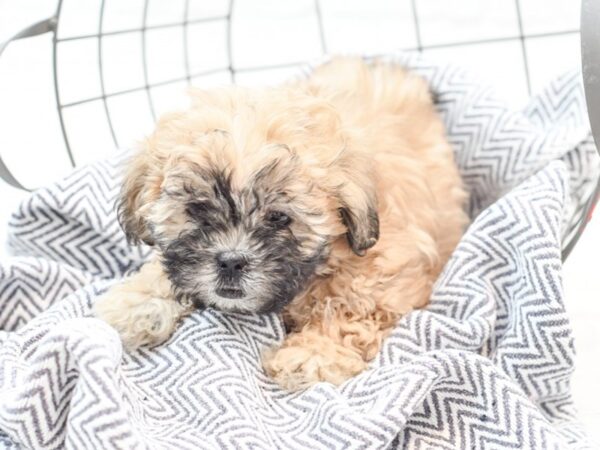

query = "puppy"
[[95, 58, 468, 390]]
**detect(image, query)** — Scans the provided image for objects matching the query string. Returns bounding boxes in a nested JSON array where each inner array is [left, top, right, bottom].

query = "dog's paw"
[[263, 332, 367, 391], [94, 289, 188, 350]]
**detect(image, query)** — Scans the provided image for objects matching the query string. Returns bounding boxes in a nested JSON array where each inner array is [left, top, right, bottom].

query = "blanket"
[[1, 55, 599, 449]]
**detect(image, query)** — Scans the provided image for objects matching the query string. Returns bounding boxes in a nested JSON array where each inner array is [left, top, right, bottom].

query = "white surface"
[[0, 0, 598, 441]]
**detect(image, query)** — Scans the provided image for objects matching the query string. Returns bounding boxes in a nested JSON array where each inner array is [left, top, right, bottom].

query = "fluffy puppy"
[[95, 58, 468, 390]]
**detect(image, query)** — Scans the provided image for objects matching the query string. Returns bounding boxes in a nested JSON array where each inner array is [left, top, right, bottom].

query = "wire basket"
[[0, 0, 598, 261]]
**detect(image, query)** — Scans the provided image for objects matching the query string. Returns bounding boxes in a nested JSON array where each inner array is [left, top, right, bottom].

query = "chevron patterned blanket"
[[1, 56, 599, 449]]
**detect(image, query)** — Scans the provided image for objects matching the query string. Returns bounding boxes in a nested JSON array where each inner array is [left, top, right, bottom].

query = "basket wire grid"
[[0, 0, 598, 261]]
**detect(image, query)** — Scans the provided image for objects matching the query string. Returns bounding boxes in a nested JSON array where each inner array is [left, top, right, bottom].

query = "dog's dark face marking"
[[148, 161, 330, 314]]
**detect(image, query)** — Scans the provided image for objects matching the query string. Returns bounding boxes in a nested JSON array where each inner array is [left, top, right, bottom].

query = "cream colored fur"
[[94, 58, 469, 390]]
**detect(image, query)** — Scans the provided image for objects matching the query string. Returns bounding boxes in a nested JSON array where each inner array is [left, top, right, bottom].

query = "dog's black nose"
[[216, 253, 248, 277]]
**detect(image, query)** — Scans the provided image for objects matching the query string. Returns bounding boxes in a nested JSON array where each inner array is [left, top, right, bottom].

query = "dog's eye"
[[186, 201, 214, 228], [266, 211, 291, 227], [186, 201, 210, 217]]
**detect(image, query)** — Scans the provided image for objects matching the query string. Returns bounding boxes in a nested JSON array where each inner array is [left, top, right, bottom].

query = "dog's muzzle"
[[215, 251, 248, 299]]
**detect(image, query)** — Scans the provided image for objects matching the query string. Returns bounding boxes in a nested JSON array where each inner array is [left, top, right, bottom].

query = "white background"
[[0, 0, 598, 440]]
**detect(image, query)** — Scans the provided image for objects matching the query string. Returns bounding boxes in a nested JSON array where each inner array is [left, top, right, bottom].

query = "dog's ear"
[[117, 150, 157, 246], [337, 174, 379, 256], [299, 100, 379, 256]]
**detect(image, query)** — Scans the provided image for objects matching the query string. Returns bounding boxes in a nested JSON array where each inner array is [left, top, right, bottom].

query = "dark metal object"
[[0, 0, 596, 261], [514, 0, 532, 94], [226, 0, 235, 83], [562, 0, 600, 260], [52, 0, 75, 170], [0, 16, 57, 190], [582, 0, 600, 150]]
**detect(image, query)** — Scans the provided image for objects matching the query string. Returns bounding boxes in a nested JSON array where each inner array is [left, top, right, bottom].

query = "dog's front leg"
[[94, 258, 192, 349], [263, 328, 369, 391]]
